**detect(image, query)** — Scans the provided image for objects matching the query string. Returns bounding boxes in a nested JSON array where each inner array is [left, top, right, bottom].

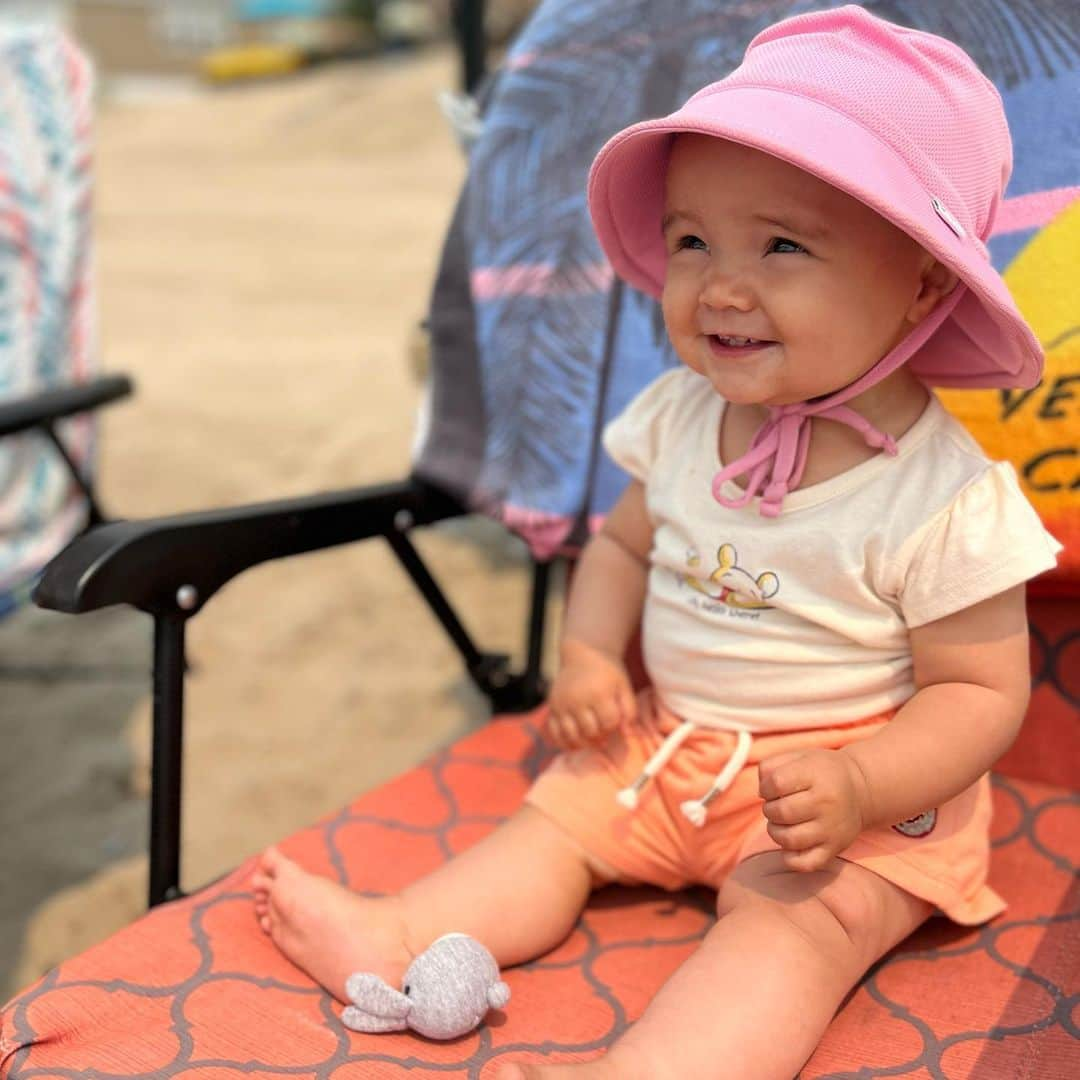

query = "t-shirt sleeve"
[[897, 461, 1064, 628], [601, 367, 686, 482]]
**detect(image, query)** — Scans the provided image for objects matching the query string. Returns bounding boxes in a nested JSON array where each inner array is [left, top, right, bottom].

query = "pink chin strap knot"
[[710, 290, 963, 517], [712, 401, 899, 517]]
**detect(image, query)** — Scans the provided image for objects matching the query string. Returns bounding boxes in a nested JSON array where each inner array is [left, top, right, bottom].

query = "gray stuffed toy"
[[342, 932, 510, 1040]]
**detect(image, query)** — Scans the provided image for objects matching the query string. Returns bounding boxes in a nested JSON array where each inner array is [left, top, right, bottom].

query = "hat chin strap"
[[711, 286, 966, 517]]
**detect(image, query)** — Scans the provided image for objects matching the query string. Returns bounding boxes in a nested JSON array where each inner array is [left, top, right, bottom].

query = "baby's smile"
[[707, 335, 777, 358]]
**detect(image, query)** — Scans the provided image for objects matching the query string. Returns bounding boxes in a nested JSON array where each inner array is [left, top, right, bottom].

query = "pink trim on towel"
[[505, 49, 539, 70], [500, 505, 576, 558], [472, 263, 613, 300], [993, 186, 1080, 235], [506, 35, 651, 72]]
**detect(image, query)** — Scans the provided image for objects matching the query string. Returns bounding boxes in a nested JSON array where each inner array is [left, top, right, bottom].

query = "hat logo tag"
[[931, 196, 966, 239]]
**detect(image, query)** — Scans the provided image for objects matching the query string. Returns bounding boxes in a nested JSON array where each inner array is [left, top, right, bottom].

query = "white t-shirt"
[[603, 367, 1063, 733]]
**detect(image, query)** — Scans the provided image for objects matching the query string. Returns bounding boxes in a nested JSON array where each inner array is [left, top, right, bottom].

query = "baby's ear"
[[907, 257, 960, 324]]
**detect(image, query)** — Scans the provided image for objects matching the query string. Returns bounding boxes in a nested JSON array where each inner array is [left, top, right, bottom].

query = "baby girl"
[[253, 7, 1061, 1077]]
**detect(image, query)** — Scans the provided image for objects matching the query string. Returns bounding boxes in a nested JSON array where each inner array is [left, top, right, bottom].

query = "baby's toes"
[[255, 845, 287, 879]]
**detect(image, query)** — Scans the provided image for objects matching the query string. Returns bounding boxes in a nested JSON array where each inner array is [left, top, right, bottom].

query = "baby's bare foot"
[[251, 846, 412, 1002]]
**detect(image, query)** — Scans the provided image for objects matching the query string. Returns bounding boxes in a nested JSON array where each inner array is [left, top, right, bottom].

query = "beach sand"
[[0, 45, 561, 1001]]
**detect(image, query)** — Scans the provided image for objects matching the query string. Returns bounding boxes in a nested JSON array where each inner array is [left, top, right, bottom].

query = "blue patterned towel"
[[415, 0, 1079, 558]]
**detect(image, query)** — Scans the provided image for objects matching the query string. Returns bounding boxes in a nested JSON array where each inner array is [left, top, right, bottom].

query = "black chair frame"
[[33, 477, 554, 906], [0, 374, 134, 528], [24, 0, 558, 909]]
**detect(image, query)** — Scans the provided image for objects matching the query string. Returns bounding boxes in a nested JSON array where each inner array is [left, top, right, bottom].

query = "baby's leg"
[[252, 805, 612, 1002], [497, 850, 930, 1080]]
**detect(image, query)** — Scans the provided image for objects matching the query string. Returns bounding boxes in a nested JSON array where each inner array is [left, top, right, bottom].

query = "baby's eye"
[[767, 236, 807, 255], [675, 234, 707, 252]]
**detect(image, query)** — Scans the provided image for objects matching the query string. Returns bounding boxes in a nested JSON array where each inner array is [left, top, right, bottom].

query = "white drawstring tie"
[[616, 719, 695, 809], [679, 730, 752, 826], [616, 723, 754, 828]]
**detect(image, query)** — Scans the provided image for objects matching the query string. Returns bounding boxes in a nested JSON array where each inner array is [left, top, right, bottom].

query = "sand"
[[0, 45, 562, 1001]]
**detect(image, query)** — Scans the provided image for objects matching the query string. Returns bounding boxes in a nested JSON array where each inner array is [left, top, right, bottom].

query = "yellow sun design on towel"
[[939, 199, 1079, 583]]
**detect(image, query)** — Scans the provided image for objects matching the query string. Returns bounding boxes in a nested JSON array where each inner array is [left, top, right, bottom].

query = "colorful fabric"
[[2, 597, 1076, 1076], [414, 0, 1078, 560], [938, 198, 1080, 589], [0, 26, 96, 619], [526, 691, 1004, 924]]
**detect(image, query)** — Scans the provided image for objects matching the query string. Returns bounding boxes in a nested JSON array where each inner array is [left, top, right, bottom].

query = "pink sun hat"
[[587, 4, 1043, 394]]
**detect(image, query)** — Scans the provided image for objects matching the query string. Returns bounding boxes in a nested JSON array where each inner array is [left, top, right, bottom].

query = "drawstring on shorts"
[[616, 721, 753, 827]]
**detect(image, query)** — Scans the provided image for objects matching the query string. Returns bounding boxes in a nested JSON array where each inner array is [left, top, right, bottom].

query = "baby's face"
[[661, 135, 931, 407]]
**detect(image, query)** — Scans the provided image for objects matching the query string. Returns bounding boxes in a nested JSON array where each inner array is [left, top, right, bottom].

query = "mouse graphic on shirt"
[[684, 543, 780, 610]]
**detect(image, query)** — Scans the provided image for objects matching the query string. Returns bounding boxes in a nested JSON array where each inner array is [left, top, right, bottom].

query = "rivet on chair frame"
[[394, 509, 414, 531], [176, 584, 199, 611]]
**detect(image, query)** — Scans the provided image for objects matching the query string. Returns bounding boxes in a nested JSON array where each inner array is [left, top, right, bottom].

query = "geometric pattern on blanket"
[[2, 708, 1077, 1078]]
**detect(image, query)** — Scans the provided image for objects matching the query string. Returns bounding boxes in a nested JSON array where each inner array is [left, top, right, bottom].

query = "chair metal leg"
[[149, 614, 187, 906], [40, 421, 106, 526], [385, 524, 552, 712], [456, 0, 486, 93], [523, 557, 552, 701], [384, 527, 488, 671]]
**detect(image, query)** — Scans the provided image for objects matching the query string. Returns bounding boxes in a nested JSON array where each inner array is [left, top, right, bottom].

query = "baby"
[[252, 7, 1062, 1078]]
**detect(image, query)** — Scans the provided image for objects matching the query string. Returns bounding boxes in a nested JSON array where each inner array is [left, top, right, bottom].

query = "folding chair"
[[2, 2, 1077, 1076]]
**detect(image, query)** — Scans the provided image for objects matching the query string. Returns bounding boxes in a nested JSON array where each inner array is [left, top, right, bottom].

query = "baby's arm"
[[842, 584, 1030, 823], [547, 480, 653, 749], [760, 585, 1030, 871]]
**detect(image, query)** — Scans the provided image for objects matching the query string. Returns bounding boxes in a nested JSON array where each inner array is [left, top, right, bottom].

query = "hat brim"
[[588, 85, 1042, 389]]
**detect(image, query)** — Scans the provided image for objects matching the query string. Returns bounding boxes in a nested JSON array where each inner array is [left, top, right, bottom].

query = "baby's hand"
[[758, 748, 871, 873], [545, 641, 637, 750]]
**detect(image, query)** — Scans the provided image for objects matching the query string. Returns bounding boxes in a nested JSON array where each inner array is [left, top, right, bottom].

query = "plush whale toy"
[[342, 933, 510, 1040]]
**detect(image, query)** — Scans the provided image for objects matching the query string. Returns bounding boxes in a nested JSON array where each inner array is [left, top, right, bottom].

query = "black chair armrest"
[[0, 374, 134, 437], [34, 476, 467, 617]]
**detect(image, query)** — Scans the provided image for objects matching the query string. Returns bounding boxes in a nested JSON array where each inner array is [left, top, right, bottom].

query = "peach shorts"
[[526, 692, 1005, 925]]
